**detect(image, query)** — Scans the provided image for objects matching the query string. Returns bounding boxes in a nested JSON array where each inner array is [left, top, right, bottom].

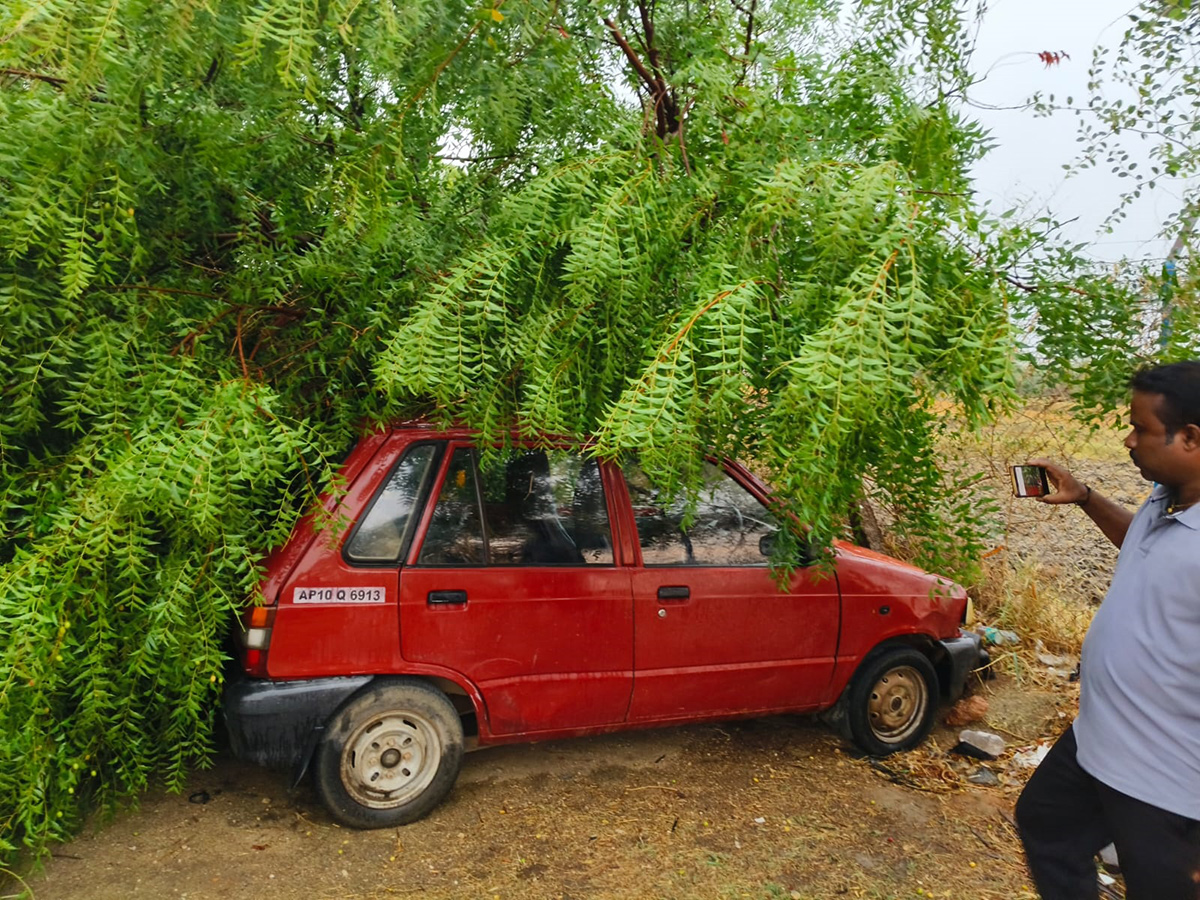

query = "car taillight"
[[238, 605, 276, 676]]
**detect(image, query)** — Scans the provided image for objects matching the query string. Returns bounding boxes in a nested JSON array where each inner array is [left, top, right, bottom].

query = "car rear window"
[[344, 443, 439, 564]]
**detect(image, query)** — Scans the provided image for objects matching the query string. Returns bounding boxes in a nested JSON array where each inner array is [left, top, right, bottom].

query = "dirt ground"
[[13, 407, 1143, 900], [18, 678, 1067, 900]]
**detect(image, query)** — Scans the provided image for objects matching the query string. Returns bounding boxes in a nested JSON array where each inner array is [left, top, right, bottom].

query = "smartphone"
[[1012, 465, 1050, 498]]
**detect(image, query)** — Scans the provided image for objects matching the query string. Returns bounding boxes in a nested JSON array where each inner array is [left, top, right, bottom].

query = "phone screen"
[[1012, 465, 1049, 498]]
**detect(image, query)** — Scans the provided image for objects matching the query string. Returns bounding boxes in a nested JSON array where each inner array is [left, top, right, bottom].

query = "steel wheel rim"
[[341, 711, 441, 809], [866, 665, 928, 744]]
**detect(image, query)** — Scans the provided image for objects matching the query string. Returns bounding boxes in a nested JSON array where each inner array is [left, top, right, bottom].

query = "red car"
[[224, 425, 983, 828]]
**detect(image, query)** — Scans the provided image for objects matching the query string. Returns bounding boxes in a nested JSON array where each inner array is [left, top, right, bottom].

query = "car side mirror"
[[760, 532, 819, 567]]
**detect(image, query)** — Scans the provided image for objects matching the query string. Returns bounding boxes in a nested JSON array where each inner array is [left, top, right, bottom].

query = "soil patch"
[[22, 703, 1045, 900]]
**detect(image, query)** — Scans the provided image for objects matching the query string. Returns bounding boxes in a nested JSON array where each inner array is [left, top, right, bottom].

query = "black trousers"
[[1015, 725, 1200, 900]]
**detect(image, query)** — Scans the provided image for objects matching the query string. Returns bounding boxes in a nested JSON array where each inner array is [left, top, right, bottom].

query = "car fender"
[[293, 665, 489, 782]]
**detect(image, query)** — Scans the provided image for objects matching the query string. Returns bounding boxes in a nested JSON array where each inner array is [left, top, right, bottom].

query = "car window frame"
[[341, 440, 446, 568], [410, 444, 491, 568], [620, 457, 783, 569]]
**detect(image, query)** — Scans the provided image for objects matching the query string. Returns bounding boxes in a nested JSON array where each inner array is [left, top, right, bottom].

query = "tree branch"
[[637, 1, 665, 93], [741, 0, 757, 58], [602, 17, 658, 95], [107, 284, 222, 300], [602, 12, 679, 138], [1004, 274, 1088, 297], [1, 67, 67, 88], [678, 98, 693, 176], [202, 56, 220, 86], [170, 302, 307, 358], [436, 152, 521, 163], [402, 2, 506, 118], [234, 309, 250, 380]]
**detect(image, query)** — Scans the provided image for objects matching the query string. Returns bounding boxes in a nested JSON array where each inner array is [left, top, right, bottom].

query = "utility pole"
[[1160, 207, 1197, 349]]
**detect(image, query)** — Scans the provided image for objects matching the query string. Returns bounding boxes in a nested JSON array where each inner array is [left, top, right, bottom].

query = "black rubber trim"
[[938, 631, 986, 701]]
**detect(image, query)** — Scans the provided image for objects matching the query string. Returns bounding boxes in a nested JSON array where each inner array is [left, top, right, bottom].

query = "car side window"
[[480, 450, 613, 566], [623, 460, 779, 566], [417, 448, 487, 566], [344, 443, 439, 564]]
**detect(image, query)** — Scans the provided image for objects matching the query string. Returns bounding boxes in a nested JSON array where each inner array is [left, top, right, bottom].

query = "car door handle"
[[657, 586, 690, 601], [427, 590, 467, 606]]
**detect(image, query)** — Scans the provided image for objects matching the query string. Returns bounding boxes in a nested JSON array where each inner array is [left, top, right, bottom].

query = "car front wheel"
[[844, 647, 938, 756], [314, 679, 464, 828]]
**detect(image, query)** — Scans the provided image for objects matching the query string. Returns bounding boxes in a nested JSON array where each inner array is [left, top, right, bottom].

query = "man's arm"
[[1028, 459, 1134, 549]]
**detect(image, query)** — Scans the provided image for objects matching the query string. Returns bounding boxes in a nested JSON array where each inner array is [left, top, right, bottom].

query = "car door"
[[265, 434, 439, 677], [398, 444, 634, 736], [620, 460, 840, 722]]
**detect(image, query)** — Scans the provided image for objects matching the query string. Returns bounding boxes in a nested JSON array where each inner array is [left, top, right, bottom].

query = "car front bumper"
[[938, 630, 989, 701]]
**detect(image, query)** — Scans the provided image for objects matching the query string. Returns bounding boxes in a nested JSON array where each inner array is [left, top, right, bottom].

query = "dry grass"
[[929, 398, 1149, 686], [944, 395, 1140, 613], [973, 559, 1093, 657], [941, 397, 1130, 468]]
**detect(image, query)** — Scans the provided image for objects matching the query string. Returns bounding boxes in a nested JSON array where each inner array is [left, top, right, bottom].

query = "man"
[[1016, 361, 1200, 900]]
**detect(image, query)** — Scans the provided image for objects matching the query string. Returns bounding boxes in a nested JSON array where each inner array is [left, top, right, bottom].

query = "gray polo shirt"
[[1074, 484, 1200, 820]]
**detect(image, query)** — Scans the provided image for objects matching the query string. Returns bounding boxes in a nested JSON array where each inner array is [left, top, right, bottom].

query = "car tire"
[[844, 647, 938, 756], [314, 678, 464, 828]]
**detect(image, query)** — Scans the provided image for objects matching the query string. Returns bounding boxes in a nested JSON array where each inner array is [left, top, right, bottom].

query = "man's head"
[[1125, 361, 1200, 488]]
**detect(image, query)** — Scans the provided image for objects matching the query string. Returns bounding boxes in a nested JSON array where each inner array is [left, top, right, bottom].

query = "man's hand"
[[1026, 458, 1132, 548], [1026, 459, 1089, 505]]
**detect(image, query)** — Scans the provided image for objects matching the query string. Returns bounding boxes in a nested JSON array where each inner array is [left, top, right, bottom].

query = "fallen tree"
[[0, 0, 1163, 861]]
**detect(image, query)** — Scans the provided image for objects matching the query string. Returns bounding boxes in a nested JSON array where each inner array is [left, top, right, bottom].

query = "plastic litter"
[[953, 729, 1006, 760], [967, 766, 1000, 786], [1012, 743, 1052, 768], [1034, 639, 1073, 668], [976, 625, 1020, 646]]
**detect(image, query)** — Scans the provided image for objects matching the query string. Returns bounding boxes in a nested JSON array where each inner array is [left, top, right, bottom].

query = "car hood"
[[833, 539, 967, 601], [833, 540, 934, 575]]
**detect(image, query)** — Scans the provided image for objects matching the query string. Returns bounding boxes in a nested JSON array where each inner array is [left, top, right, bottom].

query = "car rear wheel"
[[844, 647, 937, 756], [314, 679, 464, 828]]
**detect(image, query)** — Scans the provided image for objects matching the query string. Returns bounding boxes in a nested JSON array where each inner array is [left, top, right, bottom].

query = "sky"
[[965, 0, 1181, 265]]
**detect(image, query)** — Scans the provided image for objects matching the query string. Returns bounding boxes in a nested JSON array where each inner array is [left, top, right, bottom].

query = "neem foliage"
[[0, 0, 1027, 859]]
